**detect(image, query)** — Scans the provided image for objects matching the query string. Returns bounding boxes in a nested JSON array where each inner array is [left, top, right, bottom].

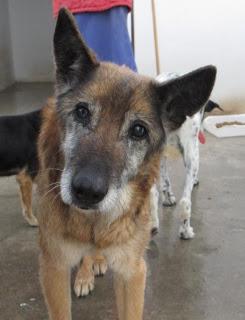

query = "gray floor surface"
[[0, 83, 244, 320]]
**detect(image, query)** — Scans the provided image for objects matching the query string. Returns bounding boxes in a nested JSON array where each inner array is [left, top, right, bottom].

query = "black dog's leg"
[[16, 170, 38, 226]]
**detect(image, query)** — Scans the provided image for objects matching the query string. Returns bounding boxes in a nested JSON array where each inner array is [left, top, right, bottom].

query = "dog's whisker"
[[50, 190, 62, 207], [39, 167, 63, 174], [46, 182, 61, 188], [41, 184, 61, 200], [45, 168, 63, 172]]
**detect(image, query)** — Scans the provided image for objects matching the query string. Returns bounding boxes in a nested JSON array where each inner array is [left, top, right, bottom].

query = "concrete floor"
[[0, 83, 245, 320]]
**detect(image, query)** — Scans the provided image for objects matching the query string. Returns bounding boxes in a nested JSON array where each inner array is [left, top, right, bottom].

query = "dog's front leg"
[[40, 254, 72, 320], [178, 136, 199, 240], [114, 258, 146, 320]]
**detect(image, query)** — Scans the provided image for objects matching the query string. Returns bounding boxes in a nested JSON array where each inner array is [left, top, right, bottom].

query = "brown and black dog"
[[37, 9, 216, 320], [0, 109, 43, 226]]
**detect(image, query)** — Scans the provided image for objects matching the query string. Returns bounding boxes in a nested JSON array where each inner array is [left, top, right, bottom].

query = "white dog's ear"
[[153, 66, 217, 131], [53, 8, 99, 94]]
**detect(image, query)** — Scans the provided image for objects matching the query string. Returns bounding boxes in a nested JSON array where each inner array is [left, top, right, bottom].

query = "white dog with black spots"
[[150, 72, 221, 239]]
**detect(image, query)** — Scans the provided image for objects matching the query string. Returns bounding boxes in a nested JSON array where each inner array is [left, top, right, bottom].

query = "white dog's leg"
[[150, 184, 159, 235], [160, 157, 176, 206], [178, 135, 199, 240], [193, 145, 200, 186]]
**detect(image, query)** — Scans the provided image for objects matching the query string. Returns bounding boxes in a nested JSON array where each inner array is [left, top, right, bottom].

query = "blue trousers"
[[74, 6, 137, 71]]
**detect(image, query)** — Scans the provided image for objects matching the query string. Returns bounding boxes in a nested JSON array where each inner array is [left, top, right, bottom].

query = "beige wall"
[[8, 0, 55, 82], [0, 0, 13, 90]]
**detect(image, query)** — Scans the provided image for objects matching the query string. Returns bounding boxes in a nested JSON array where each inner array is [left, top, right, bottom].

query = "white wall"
[[8, 0, 54, 82], [2, 0, 245, 110], [0, 0, 13, 90], [134, 0, 245, 105]]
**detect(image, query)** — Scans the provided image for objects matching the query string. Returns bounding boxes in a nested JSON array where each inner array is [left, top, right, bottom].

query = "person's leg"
[[74, 7, 137, 71]]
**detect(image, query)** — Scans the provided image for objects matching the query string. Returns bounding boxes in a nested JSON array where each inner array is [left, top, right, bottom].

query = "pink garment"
[[53, 0, 132, 16]]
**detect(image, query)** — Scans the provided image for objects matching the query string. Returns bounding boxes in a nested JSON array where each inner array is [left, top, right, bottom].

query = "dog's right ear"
[[54, 8, 99, 94]]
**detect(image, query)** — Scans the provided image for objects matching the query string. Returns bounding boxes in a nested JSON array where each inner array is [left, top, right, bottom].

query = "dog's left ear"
[[154, 66, 217, 131], [54, 8, 99, 94]]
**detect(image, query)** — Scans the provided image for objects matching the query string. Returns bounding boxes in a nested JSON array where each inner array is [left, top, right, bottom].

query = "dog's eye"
[[74, 102, 91, 125], [129, 123, 148, 140]]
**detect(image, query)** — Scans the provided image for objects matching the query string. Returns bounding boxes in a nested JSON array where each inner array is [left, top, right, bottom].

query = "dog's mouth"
[[70, 187, 108, 211], [61, 170, 132, 219], [70, 195, 100, 211]]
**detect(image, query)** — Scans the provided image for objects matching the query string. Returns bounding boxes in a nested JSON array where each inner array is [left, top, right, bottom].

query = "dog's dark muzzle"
[[71, 162, 109, 209]]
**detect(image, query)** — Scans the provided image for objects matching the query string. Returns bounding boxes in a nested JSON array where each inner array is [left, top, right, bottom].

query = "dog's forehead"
[[83, 63, 154, 113]]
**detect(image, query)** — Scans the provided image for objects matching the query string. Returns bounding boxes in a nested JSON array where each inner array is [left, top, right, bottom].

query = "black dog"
[[0, 109, 42, 226]]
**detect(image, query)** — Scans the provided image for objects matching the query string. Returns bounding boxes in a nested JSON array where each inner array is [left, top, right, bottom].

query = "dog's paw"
[[150, 215, 159, 236], [177, 199, 194, 239], [25, 215, 39, 227], [194, 178, 199, 186], [162, 191, 176, 207], [179, 223, 195, 240], [93, 257, 108, 277], [74, 271, 95, 297], [74, 276, 94, 297], [151, 227, 159, 236]]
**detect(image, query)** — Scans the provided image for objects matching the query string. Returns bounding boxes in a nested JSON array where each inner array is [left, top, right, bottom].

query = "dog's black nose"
[[71, 165, 109, 208]]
